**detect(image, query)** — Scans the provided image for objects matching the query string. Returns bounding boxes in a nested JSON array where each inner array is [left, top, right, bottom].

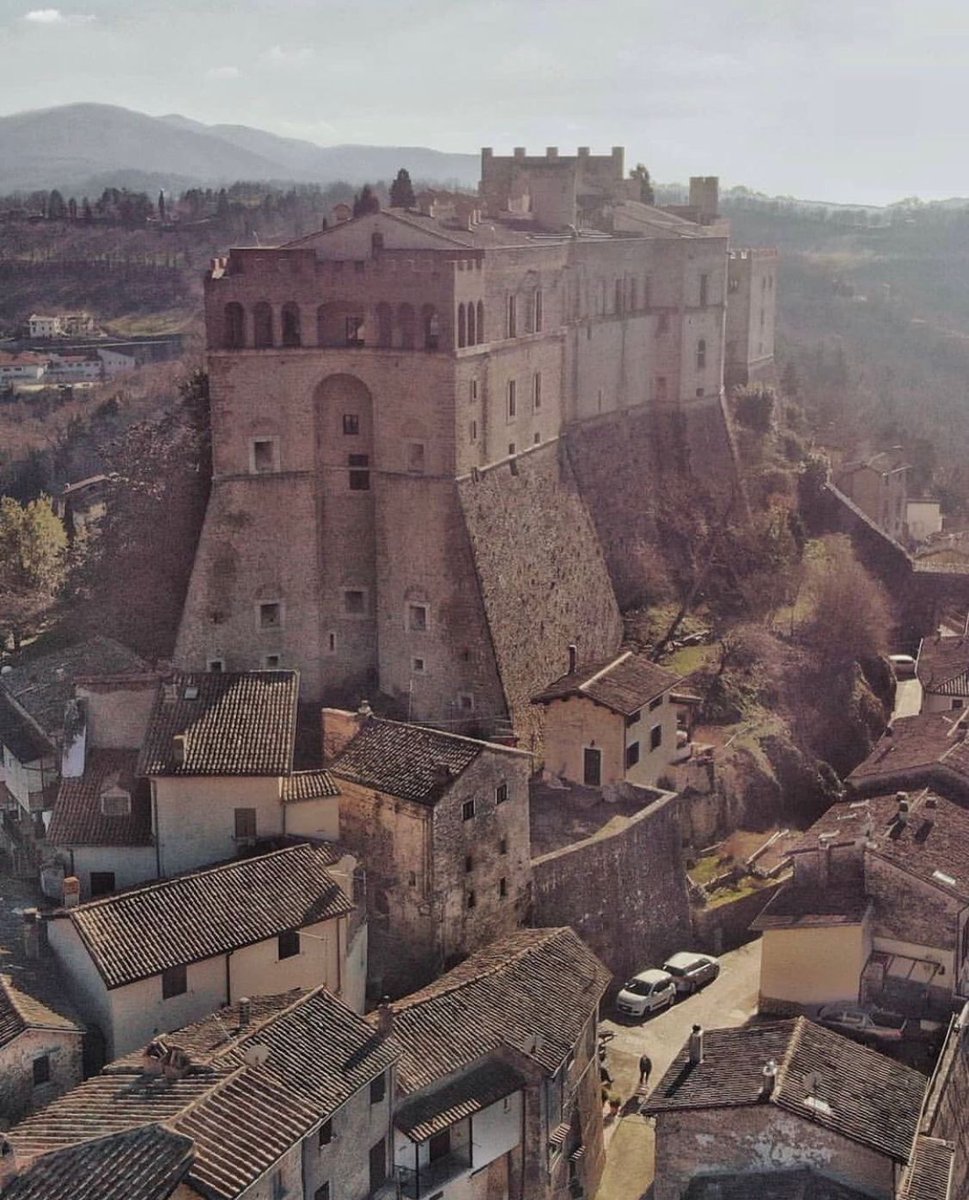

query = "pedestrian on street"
[[638, 1053, 652, 1088]]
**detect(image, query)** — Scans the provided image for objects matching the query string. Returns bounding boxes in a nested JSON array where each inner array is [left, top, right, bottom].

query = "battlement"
[[481, 145, 624, 169], [729, 247, 780, 260]]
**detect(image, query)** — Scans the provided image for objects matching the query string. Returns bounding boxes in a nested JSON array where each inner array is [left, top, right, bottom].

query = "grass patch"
[[688, 854, 724, 886]]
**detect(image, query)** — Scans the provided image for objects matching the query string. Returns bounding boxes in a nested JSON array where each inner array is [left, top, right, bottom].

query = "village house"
[[0, 352, 46, 386], [26, 314, 61, 339], [45, 842, 361, 1059], [916, 634, 969, 714], [3, 986, 399, 1200], [644, 1018, 928, 1200], [753, 789, 969, 1019], [53, 474, 112, 541], [845, 713, 969, 805], [532, 648, 684, 789], [325, 708, 532, 995], [0, 973, 83, 1125], [907, 498, 943, 545], [834, 451, 909, 543], [44, 352, 102, 383], [372, 927, 611, 1200]]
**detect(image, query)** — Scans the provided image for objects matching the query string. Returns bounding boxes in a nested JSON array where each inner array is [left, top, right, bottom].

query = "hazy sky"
[[1, 0, 967, 205]]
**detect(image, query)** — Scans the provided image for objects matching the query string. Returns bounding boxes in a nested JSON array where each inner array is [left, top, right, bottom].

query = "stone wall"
[[922, 1006, 969, 1200], [0, 1026, 83, 1127], [530, 790, 690, 985]]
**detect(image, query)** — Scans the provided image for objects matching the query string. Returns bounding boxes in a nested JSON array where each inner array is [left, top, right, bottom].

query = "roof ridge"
[[216, 986, 328, 1060], [578, 650, 632, 693]]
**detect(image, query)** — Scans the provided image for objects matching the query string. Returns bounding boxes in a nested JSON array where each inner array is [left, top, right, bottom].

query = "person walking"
[[638, 1053, 652, 1089]]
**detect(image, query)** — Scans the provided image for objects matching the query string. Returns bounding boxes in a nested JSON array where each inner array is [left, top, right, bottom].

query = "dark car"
[[816, 1004, 911, 1044]]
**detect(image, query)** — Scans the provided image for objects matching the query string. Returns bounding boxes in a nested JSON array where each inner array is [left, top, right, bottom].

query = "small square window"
[[649, 695, 663, 711], [318, 1120, 333, 1148], [499, 877, 508, 899], [412, 656, 426, 674], [650, 724, 662, 751], [32, 1055, 50, 1087], [162, 964, 187, 999], [467, 889, 476, 909], [458, 693, 474, 711], [625, 710, 641, 728], [534, 431, 540, 444], [496, 782, 508, 805], [234, 807, 256, 840], [207, 658, 224, 672], [465, 854, 473, 873], [342, 413, 360, 435], [252, 439, 278, 474], [370, 1074, 386, 1104], [499, 837, 508, 855], [264, 654, 280, 669], [259, 602, 281, 629], [344, 590, 366, 616], [626, 742, 640, 768], [406, 442, 426, 474], [408, 603, 428, 632], [278, 929, 301, 960], [508, 442, 516, 457], [696, 387, 704, 397], [462, 798, 476, 821]]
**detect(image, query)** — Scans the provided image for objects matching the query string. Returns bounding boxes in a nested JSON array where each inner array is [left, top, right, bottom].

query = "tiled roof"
[[0, 690, 52, 764], [1, 1125, 194, 1200], [48, 749, 151, 847], [330, 718, 483, 805], [847, 714, 969, 790], [373, 928, 611, 1094], [137, 671, 299, 777], [281, 769, 340, 802], [1, 636, 147, 739], [65, 844, 353, 988], [900, 1135, 955, 1200], [644, 1017, 926, 1163], [532, 650, 682, 716], [0, 974, 81, 1051], [683, 1169, 880, 1199], [751, 887, 870, 931], [395, 1058, 525, 1142], [7, 987, 398, 1200], [917, 635, 969, 695]]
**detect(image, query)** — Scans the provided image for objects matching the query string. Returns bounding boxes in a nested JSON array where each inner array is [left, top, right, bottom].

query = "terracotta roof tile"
[[847, 714, 969, 792], [395, 1059, 525, 1142], [644, 1017, 926, 1162], [917, 636, 969, 696], [281, 769, 340, 802], [331, 718, 483, 805], [900, 1135, 954, 1200], [0, 974, 82, 1051], [533, 650, 682, 716], [64, 844, 353, 988], [137, 671, 298, 777], [48, 749, 151, 847]]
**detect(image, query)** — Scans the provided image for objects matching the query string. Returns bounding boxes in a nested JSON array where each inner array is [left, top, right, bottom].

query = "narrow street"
[[595, 939, 762, 1200]]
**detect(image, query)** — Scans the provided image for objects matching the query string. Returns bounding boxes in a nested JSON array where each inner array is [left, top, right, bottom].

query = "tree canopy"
[[0, 495, 68, 648], [389, 168, 416, 209]]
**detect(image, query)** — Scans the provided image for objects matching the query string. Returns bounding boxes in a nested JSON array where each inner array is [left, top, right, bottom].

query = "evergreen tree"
[[0, 495, 68, 649], [158, 190, 166, 222], [47, 189, 67, 220], [629, 163, 655, 206], [390, 168, 416, 209], [353, 184, 380, 217]]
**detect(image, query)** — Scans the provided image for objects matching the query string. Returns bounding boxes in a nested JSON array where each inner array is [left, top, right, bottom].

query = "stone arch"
[[398, 303, 416, 350], [376, 302, 393, 348], [457, 303, 467, 349], [253, 302, 274, 349], [422, 305, 440, 351], [281, 303, 301, 348], [223, 302, 245, 349], [476, 300, 485, 343], [467, 301, 476, 346]]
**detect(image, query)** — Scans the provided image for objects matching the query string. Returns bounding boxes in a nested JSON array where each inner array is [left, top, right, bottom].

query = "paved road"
[[594, 939, 762, 1200], [893, 678, 922, 719]]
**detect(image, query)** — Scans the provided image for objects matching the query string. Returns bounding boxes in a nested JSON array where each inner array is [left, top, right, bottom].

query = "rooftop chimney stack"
[[239, 997, 251, 1028], [568, 644, 578, 675], [760, 1058, 778, 1100], [377, 998, 395, 1036], [896, 792, 910, 824], [689, 1024, 704, 1066]]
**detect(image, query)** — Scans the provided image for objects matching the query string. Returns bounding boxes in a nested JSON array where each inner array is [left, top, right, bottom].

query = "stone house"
[[4, 986, 399, 1200], [834, 452, 909, 544], [45, 842, 362, 1059], [753, 789, 969, 1019], [325, 709, 532, 995], [916, 635, 969, 715], [644, 1018, 927, 1200], [532, 649, 683, 788], [846, 713, 969, 805], [0, 974, 83, 1126], [372, 927, 612, 1200]]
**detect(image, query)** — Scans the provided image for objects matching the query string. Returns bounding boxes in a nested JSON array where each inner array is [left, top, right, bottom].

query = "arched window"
[[224, 302, 245, 349], [399, 304, 415, 350], [457, 303, 467, 349], [281, 303, 301, 348], [467, 301, 476, 346], [697, 338, 707, 369], [376, 302, 393, 348], [253, 302, 274, 349], [476, 300, 485, 344], [422, 305, 440, 351]]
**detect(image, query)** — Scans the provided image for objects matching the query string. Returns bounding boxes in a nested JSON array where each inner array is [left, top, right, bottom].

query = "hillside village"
[[4, 142, 969, 1200]]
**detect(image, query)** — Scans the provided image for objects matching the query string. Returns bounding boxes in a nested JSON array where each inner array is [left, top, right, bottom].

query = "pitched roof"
[[0, 974, 82, 1051], [394, 1058, 525, 1142], [7, 988, 398, 1200], [330, 717, 484, 804], [917, 635, 969, 695], [644, 1017, 926, 1163], [899, 1136, 955, 1200], [281, 769, 340, 802], [48, 749, 151, 847], [64, 844, 353, 988], [751, 886, 870, 932], [1, 1126, 194, 1200], [0, 690, 52, 764], [137, 671, 299, 777], [532, 650, 682, 716], [846, 714, 969, 793], [373, 928, 611, 1094]]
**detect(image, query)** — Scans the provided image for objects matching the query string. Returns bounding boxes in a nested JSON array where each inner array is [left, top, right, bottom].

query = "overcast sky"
[[1, 0, 966, 205]]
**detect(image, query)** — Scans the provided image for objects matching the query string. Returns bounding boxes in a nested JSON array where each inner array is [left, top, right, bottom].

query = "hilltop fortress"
[[175, 146, 776, 744]]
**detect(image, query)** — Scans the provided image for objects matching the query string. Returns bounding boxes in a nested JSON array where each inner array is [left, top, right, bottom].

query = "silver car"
[[615, 969, 676, 1018], [662, 952, 720, 995]]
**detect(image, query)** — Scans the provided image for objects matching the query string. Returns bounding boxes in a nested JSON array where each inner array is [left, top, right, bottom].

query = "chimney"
[[239, 996, 251, 1028], [321, 706, 370, 764], [172, 733, 188, 765], [688, 1024, 704, 1066], [162, 1045, 192, 1080], [896, 792, 910, 824], [377, 998, 395, 1036], [22, 909, 40, 960], [142, 1038, 169, 1076], [62, 876, 80, 909], [760, 1058, 778, 1100], [568, 644, 578, 674]]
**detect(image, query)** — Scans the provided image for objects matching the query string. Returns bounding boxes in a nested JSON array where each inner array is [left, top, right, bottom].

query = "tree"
[[629, 163, 655, 206], [353, 184, 380, 217], [389, 168, 416, 209], [0, 495, 68, 648], [734, 384, 776, 433], [47, 189, 67, 221], [158, 190, 166, 222], [801, 536, 892, 667], [780, 360, 799, 397]]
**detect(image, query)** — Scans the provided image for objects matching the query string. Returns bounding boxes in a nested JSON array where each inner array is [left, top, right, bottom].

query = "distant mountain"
[[0, 103, 480, 194]]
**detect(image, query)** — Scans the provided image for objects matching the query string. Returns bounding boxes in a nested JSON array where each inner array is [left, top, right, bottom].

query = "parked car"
[[816, 1003, 911, 1044], [662, 951, 720, 995], [615, 969, 676, 1018], [889, 654, 917, 678]]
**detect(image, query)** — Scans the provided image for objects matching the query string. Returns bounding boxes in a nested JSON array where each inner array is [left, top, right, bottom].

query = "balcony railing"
[[397, 1150, 472, 1199]]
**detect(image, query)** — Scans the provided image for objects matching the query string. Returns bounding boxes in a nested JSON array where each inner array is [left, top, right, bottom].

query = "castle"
[[175, 146, 776, 742]]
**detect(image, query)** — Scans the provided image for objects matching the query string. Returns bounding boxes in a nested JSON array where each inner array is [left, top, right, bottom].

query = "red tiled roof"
[[331, 718, 483, 805], [281, 769, 340, 802], [0, 973, 81, 1051], [917, 635, 969, 695], [533, 650, 682, 716], [48, 749, 151, 847]]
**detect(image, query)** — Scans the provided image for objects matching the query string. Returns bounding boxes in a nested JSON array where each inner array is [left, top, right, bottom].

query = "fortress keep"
[[175, 147, 776, 741]]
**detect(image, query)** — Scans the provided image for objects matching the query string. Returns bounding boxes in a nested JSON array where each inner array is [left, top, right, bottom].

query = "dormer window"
[[100, 788, 131, 818]]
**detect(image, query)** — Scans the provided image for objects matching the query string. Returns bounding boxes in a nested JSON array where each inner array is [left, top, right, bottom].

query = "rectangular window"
[[264, 654, 280, 669], [650, 724, 663, 751], [470, 379, 478, 402], [342, 413, 360, 435], [525, 293, 535, 335], [327, 631, 337, 653], [507, 379, 517, 419], [259, 602, 281, 629], [272, 1171, 286, 1200], [90, 871, 115, 897], [462, 798, 476, 821], [348, 453, 370, 491], [644, 275, 652, 308], [370, 1074, 386, 1104], [470, 419, 478, 443], [252, 438, 278, 474], [499, 837, 508, 855], [278, 929, 301, 960], [626, 742, 640, 768], [699, 273, 709, 307], [345, 316, 365, 346], [465, 854, 473, 873], [649, 695, 663, 711], [234, 807, 256, 840], [32, 1054, 50, 1087], [507, 294, 517, 338], [535, 289, 543, 331], [533, 373, 542, 411], [496, 782, 508, 805], [467, 889, 476, 909], [100, 791, 130, 817], [429, 1130, 451, 1162], [207, 658, 224, 672], [625, 710, 641, 728], [508, 442, 516, 457], [162, 963, 187, 999], [499, 877, 508, 899], [344, 589, 366, 615], [318, 1120, 333, 1149], [408, 603, 428, 632], [412, 656, 426, 674], [697, 341, 706, 369], [406, 441, 426, 474], [583, 747, 602, 788]]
